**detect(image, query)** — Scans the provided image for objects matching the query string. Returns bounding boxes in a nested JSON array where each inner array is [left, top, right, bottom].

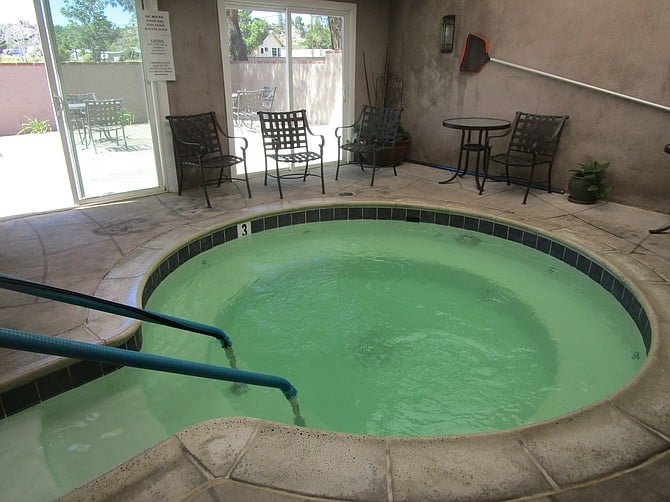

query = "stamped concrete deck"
[[1, 162, 670, 500]]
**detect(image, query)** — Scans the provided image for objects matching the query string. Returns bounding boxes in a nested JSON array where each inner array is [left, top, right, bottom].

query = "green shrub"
[[17, 117, 52, 135]]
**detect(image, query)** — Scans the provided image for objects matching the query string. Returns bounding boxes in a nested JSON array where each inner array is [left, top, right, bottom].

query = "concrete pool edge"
[[46, 197, 670, 499]]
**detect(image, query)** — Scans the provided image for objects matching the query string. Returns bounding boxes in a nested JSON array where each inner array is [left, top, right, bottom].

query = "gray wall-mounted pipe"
[[490, 57, 670, 113]]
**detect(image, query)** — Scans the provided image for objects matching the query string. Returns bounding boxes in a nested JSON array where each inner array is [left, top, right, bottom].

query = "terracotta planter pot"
[[362, 139, 412, 166], [568, 175, 597, 204]]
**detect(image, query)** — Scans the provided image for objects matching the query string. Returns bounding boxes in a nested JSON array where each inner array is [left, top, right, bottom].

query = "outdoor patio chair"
[[260, 86, 277, 112], [65, 92, 97, 143], [486, 111, 569, 204], [233, 89, 264, 128], [257, 109, 325, 199], [85, 98, 128, 154], [166, 111, 251, 208], [335, 105, 403, 186]]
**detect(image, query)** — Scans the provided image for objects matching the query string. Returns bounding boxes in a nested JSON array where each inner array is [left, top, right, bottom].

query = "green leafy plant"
[[17, 117, 52, 135], [118, 108, 134, 126], [396, 124, 411, 142], [570, 160, 611, 198]]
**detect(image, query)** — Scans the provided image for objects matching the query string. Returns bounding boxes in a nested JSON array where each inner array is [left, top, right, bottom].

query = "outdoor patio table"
[[66, 102, 88, 145], [439, 117, 510, 194]]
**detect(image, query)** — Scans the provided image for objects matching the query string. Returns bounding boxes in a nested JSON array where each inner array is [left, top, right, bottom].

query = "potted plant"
[[362, 49, 412, 165], [568, 160, 611, 204]]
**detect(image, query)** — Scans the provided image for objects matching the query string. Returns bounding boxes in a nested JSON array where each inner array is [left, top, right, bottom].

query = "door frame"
[[217, 0, 357, 166], [32, 0, 172, 206]]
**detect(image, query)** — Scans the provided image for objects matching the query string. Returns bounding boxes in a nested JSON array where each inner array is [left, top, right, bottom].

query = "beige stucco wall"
[[157, 0, 668, 211], [159, 0, 227, 121], [390, 0, 670, 212]]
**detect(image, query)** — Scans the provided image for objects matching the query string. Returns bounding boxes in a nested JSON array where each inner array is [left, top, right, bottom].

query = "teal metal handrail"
[[0, 273, 231, 347], [0, 327, 297, 400], [0, 274, 304, 423]]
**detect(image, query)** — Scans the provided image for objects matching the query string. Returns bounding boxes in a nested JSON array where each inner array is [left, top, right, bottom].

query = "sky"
[[0, 0, 132, 27]]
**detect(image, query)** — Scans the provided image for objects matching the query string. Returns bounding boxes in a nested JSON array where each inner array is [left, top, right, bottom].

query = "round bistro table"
[[440, 117, 511, 194]]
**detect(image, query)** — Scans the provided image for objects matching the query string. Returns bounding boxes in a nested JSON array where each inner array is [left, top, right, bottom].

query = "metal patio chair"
[[486, 111, 569, 204], [65, 92, 97, 144], [257, 109, 325, 199], [260, 86, 277, 112], [233, 89, 264, 128], [85, 98, 128, 153], [335, 105, 403, 186], [166, 111, 251, 208]]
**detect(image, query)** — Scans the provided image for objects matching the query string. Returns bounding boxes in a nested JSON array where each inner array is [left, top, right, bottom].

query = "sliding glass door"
[[220, 0, 355, 174], [34, 0, 163, 202]]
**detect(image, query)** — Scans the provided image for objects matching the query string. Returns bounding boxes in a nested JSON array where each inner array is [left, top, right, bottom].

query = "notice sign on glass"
[[139, 11, 176, 81]]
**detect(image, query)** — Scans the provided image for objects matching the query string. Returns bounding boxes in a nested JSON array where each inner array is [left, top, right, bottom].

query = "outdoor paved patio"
[[1, 161, 670, 500]]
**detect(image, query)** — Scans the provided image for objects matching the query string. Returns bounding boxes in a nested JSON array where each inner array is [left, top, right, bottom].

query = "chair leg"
[[302, 161, 309, 182], [320, 159, 325, 194], [200, 167, 212, 208], [505, 164, 511, 185], [275, 158, 283, 199], [523, 165, 536, 205], [263, 157, 269, 186], [91, 127, 98, 154], [242, 159, 252, 198], [547, 163, 553, 194], [216, 167, 224, 187], [335, 142, 341, 180], [178, 163, 184, 195]]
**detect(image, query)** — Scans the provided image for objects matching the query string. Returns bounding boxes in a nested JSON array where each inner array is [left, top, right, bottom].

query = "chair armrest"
[[214, 114, 248, 151], [174, 139, 204, 157], [485, 127, 512, 149], [335, 121, 361, 140], [305, 121, 325, 148]]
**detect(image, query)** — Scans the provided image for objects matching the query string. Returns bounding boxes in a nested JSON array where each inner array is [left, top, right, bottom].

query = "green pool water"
[[0, 219, 645, 498]]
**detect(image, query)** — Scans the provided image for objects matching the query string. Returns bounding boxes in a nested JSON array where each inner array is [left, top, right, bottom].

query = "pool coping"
[[40, 197, 670, 499]]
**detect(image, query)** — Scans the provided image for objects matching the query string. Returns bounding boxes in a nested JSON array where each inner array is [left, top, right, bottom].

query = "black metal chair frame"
[[260, 86, 277, 112], [486, 111, 569, 204], [85, 98, 128, 154], [65, 92, 97, 144], [233, 89, 264, 128], [166, 111, 251, 208], [257, 109, 325, 199], [335, 105, 402, 186]]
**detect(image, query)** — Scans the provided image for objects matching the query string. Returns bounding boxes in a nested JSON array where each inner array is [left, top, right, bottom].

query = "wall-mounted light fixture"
[[441, 15, 456, 53]]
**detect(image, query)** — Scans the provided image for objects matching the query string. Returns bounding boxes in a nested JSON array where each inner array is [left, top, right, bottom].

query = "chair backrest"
[[66, 92, 97, 105], [166, 112, 223, 158], [261, 86, 277, 111], [507, 112, 569, 159], [236, 89, 264, 113], [85, 99, 125, 127], [374, 73, 403, 109], [258, 110, 311, 152], [357, 105, 402, 144]]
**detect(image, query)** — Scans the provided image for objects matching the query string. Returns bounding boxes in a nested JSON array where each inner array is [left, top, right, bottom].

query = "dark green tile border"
[[142, 206, 651, 355], [0, 330, 143, 419]]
